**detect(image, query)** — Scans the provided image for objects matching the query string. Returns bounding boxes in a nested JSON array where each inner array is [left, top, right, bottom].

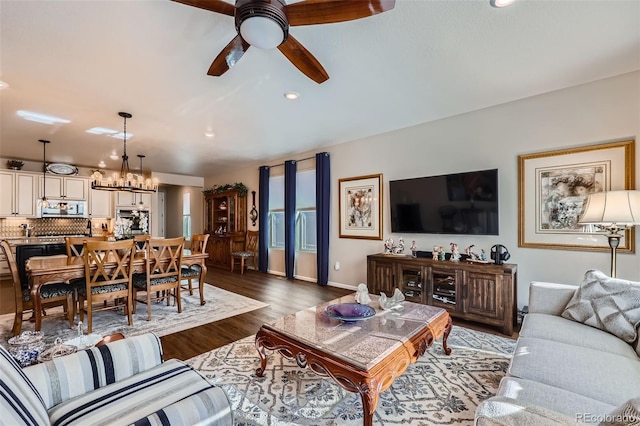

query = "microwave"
[[38, 200, 88, 218]]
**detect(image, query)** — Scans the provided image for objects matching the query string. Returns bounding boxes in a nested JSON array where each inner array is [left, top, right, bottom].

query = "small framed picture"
[[338, 174, 383, 240]]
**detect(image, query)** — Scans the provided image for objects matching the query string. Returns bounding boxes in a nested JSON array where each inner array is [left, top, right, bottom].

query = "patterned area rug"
[[0, 284, 268, 346], [187, 326, 515, 425]]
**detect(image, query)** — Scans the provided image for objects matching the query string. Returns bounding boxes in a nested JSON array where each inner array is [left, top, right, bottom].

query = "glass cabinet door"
[[398, 264, 424, 303], [228, 195, 236, 233]]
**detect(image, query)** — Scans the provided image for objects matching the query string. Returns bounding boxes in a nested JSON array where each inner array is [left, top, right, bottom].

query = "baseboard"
[[327, 281, 358, 291]]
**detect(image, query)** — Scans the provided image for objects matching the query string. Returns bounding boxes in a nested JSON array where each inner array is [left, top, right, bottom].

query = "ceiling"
[[1, 0, 639, 177]]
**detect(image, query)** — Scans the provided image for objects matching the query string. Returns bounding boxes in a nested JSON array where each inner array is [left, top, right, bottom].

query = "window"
[[182, 192, 191, 239], [296, 169, 316, 253]]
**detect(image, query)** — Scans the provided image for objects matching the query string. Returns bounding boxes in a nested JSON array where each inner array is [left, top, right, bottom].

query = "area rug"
[[187, 326, 515, 425], [0, 284, 268, 346]]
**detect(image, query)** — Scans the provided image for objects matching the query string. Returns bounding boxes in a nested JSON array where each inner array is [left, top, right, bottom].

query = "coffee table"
[[255, 294, 452, 426]]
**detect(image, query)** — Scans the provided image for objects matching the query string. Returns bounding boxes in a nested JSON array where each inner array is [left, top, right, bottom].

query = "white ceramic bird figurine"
[[355, 283, 372, 304], [379, 288, 405, 310]]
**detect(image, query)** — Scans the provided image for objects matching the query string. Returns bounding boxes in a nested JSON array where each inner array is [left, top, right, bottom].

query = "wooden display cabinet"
[[367, 254, 517, 335], [204, 189, 247, 269]]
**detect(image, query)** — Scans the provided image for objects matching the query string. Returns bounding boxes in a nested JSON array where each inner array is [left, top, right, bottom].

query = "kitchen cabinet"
[[0, 171, 38, 217], [39, 176, 88, 200], [89, 189, 113, 218], [367, 254, 517, 335], [116, 192, 152, 208]]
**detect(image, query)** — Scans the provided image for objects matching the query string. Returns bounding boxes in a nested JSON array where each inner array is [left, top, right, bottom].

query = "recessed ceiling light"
[[98, 161, 106, 168], [0, 81, 9, 89], [86, 127, 118, 135], [284, 92, 300, 100], [110, 152, 119, 160], [205, 132, 216, 138], [17, 110, 71, 125], [490, 0, 516, 7]]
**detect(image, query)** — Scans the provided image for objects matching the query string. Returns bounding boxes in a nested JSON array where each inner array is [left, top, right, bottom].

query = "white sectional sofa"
[[475, 271, 640, 425], [1, 332, 233, 426]]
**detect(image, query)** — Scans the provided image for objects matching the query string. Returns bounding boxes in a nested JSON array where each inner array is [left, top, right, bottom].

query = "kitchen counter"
[[1, 236, 86, 245]]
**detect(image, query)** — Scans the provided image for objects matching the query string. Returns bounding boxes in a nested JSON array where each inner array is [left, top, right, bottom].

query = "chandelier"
[[90, 112, 158, 193]]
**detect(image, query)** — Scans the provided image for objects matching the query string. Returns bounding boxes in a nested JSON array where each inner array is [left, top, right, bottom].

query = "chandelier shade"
[[90, 112, 158, 193]]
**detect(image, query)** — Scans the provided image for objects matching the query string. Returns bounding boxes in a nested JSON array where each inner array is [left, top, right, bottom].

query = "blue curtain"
[[258, 166, 269, 273], [284, 160, 296, 279], [315, 152, 330, 286]]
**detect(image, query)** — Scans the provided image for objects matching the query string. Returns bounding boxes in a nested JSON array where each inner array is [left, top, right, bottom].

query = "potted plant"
[[7, 160, 24, 170]]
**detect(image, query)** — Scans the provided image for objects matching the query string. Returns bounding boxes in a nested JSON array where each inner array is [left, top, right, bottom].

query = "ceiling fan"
[[172, 0, 396, 84]]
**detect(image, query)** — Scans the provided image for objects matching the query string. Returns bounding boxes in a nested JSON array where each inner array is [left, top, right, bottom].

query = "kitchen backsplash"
[[0, 217, 111, 238]]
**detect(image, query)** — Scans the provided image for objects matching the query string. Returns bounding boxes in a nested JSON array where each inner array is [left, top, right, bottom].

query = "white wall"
[[207, 71, 640, 308]]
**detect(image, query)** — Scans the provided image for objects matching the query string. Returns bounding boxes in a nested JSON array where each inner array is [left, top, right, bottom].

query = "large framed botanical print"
[[338, 174, 383, 240]]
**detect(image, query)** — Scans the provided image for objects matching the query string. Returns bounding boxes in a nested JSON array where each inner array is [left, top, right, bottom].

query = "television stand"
[[367, 254, 517, 335]]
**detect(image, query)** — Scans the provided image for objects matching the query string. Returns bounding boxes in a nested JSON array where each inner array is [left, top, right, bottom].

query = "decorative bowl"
[[8, 331, 45, 367], [325, 303, 376, 322]]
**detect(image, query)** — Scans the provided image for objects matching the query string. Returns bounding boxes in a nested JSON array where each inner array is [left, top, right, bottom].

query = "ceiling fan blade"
[[208, 35, 251, 76], [277, 36, 329, 84], [171, 0, 235, 16], [285, 0, 395, 26]]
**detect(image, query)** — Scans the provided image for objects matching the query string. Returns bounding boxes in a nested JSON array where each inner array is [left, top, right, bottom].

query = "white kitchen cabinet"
[[39, 176, 88, 200], [0, 171, 38, 217], [89, 189, 113, 218], [116, 192, 151, 208]]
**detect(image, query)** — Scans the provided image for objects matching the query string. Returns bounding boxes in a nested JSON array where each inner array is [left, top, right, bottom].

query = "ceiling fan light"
[[240, 16, 285, 49], [490, 0, 517, 7]]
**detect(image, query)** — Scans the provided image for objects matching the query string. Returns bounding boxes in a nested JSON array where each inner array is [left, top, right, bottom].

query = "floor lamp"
[[578, 190, 640, 278]]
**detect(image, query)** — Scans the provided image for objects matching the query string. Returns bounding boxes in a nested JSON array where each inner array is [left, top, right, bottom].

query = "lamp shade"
[[579, 190, 640, 226]]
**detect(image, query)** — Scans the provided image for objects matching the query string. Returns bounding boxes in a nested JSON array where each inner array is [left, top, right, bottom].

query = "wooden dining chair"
[[133, 234, 151, 252], [181, 233, 209, 296], [1, 240, 75, 336], [133, 237, 185, 321], [78, 239, 136, 334], [65, 236, 108, 260], [231, 230, 258, 274]]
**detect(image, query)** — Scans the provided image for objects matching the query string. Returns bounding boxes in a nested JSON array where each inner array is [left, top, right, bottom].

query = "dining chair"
[[181, 233, 209, 296], [133, 234, 151, 252], [64, 236, 108, 260], [78, 239, 136, 334], [133, 237, 185, 321], [231, 230, 258, 274], [1, 240, 75, 336]]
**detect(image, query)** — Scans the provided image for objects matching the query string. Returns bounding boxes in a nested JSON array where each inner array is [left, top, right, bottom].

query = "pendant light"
[[38, 139, 50, 207], [90, 112, 158, 193]]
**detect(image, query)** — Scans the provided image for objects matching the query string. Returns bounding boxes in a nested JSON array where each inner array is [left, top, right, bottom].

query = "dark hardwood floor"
[[160, 268, 353, 360]]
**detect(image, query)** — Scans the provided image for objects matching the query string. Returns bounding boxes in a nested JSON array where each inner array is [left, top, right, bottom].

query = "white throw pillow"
[[561, 270, 640, 343]]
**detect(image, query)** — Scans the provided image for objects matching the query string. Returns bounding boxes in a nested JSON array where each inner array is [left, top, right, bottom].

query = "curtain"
[[284, 160, 296, 279], [258, 166, 269, 273], [315, 152, 330, 286]]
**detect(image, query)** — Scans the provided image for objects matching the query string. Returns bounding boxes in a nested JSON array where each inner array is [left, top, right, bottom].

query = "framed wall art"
[[518, 139, 635, 252], [339, 174, 383, 240]]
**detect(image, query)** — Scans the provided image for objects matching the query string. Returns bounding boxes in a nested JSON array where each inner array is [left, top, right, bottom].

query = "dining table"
[[26, 249, 208, 332]]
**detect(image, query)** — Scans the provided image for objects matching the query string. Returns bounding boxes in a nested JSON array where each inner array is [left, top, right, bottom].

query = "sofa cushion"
[[25, 332, 164, 409], [520, 313, 639, 359], [496, 376, 615, 421], [509, 337, 640, 406], [475, 396, 586, 426], [0, 344, 50, 426], [561, 270, 640, 343], [48, 359, 223, 426], [600, 397, 640, 426], [134, 385, 232, 426]]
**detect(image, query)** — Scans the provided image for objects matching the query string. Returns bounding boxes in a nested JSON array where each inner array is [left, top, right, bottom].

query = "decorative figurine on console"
[[465, 244, 480, 261], [439, 246, 446, 261], [480, 249, 487, 261], [355, 283, 372, 305], [384, 238, 395, 254], [395, 237, 405, 254], [432, 246, 439, 261], [450, 243, 461, 261], [410, 240, 418, 258]]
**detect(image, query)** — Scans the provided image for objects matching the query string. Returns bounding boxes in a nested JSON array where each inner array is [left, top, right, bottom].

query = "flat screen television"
[[389, 169, 499, 235]]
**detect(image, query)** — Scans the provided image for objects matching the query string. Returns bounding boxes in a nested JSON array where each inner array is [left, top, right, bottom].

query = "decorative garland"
[[203, 182, 248, 197]]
